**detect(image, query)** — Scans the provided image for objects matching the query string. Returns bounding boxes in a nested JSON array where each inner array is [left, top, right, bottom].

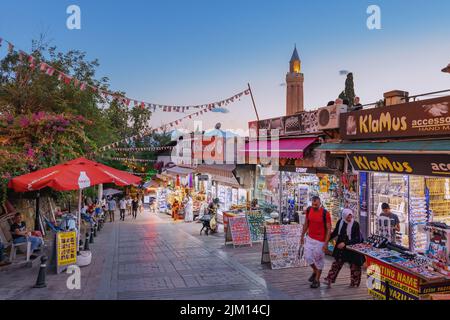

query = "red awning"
[[243, 137, 316, 159]]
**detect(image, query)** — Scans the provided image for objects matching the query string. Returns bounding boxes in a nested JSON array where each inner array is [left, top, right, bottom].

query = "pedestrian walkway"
[[0, 209, 371, 300]]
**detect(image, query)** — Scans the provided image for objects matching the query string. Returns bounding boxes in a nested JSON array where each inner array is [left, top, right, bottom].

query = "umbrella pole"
[[34, 191, 41, 232], [78, 189, 82, 252]]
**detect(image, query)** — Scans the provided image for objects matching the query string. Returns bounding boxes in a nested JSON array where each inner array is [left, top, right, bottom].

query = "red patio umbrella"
[[8, 157, 141, 192], [8, 157, 141, 249]]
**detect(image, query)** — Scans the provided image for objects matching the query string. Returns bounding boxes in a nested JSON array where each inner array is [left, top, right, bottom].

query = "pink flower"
[[32, 111, 46, 122], [2, 173, 11, 179], [20, 117, 30, 127], [26, 148, 35, 157]]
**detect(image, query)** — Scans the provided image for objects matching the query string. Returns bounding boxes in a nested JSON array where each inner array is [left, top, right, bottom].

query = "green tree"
[[338, 72, 356, 107]]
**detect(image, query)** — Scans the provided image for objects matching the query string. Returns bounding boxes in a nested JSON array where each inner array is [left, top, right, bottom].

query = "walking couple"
[[301, 196, 365, 289]]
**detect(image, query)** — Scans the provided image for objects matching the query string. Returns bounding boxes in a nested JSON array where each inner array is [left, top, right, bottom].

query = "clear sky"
[[1, 0, 449, 132]]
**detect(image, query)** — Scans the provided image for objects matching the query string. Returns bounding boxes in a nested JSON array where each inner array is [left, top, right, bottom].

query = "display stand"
[[247, 210, 265, 242], [260, 224, 302, 269], [348, 245, 450, 300], [226, 216, 252, 248]]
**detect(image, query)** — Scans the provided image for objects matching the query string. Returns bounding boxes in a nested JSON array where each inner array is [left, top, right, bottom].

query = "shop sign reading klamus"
[[340, 96, 450, 140], [349, 153, 450, 177]]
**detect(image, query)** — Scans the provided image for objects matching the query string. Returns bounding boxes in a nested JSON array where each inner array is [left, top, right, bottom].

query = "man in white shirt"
[[119, 198, 127, 221]]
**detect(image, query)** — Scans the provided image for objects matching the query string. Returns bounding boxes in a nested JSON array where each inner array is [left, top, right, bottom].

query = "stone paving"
[[0, 208, 370, 300]]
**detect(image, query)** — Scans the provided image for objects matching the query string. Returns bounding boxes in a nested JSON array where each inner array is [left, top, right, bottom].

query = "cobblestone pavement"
[[0, 209, 370, 300]]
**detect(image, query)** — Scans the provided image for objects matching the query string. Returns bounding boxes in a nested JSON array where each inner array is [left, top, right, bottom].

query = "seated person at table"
[[10, 213, 44, 253]]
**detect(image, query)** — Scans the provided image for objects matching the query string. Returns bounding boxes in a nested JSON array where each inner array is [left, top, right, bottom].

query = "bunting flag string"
[[100, 156, 157, 163], [108, 146, 175, 152], [98, 97, 244, 152], [0, 36, 250, 113]]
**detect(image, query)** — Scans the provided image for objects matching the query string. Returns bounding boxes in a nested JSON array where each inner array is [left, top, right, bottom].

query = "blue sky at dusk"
[[1, 0, 449, 131]]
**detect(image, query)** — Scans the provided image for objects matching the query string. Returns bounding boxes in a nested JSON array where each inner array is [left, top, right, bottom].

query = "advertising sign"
[[366, 257, 420, 300], [227, 216, 252, 247], [56, 231, 77, 273], [262, 225, 302, 270], [348, 153, 450, 177], [247, 211, 265, 242], [340, 96, 450, 140]]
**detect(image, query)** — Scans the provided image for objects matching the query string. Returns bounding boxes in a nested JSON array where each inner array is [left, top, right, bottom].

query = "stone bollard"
[[84, 232, 90, 251], [33, 256, 48, 288]]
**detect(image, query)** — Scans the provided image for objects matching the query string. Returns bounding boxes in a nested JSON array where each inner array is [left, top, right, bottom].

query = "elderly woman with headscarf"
[[324, 208, 365, 288]]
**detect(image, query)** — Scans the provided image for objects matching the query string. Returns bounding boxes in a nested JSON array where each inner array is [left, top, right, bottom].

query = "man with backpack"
[[300, 196, 331, 289]]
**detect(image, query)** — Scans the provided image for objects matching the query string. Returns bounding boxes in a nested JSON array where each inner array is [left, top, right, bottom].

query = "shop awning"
[[210, 174, 241, 188], [242, 137, 316, 159], [164, 166, 194, 177], [195, 164, 242, 188], [318, 140, 450, 154], [195, 164, 236, 177]]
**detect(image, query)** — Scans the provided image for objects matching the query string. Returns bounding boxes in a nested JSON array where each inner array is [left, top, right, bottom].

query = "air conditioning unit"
[[317, 104, 348, 130]]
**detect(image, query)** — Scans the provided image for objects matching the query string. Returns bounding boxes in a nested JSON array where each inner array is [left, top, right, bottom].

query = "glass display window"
[[371, 173, 409, 248], [255, 165, 280, 211], [409, 176, 428, 253], [238, 188, 247, 205], [280, 172, 342, 226], [427, 177, 450, 225]]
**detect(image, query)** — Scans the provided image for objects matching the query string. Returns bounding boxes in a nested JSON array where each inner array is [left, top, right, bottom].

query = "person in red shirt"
[[300, 196, 331, 288]]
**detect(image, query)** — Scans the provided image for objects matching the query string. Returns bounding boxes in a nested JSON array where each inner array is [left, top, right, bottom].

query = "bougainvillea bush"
[[0, 111, 95, 203]]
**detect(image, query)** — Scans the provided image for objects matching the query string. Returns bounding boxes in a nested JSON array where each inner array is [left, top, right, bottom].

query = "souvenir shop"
[[278, 167, 346, 227], [254, 164, 281, 211], [156, 166, 195, 216], [195, 165, 249, 210], [320, 95, 450, 299], [356, 158, 450, 253]]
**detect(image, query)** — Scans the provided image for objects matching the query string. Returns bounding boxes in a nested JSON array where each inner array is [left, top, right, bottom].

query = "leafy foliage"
[[0, 37, 168, 203]]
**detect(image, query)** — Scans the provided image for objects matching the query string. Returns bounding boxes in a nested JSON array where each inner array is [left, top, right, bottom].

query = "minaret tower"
[[286, 46, 304, 115]]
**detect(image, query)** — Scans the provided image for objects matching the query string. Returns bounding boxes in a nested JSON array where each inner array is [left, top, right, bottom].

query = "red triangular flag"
[[46, 67, 55, 76], [40, 62, 48, 72]]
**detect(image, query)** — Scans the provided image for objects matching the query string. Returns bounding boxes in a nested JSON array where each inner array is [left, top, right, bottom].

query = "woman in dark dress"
[[324, 208, 365, 288]]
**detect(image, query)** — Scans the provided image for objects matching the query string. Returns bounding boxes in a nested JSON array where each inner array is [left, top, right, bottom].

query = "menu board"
[[56, 231, 77, 273], [247, 211, 265, 242], [227, 216, 252, 247], [262, 225, 302, 270]]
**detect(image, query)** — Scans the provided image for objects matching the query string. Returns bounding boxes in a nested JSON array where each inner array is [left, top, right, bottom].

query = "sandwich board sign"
[[261, 225, 302, 269], [226, 216, 252, 247]]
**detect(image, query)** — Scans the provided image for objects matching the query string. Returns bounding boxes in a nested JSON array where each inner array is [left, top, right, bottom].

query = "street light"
[[442, 63, 450, 74]]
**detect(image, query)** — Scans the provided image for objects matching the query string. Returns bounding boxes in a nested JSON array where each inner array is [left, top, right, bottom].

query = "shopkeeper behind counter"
[[380, 203, 400, 233]]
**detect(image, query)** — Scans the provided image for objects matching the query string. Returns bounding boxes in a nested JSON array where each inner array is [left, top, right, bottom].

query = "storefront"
[[157, 166, 195, 217], [244, 136, 349, 225], [320, 94, 450, 299], [321, 94, 450, 251], [195, 164, 251, 223], [254, 164, 281, 212]]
